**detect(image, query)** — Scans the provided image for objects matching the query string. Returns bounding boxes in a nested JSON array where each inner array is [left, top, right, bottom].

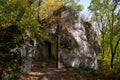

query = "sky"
[[78, 0, 91, 13]]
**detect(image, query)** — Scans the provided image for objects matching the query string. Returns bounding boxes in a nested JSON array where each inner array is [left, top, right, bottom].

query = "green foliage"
[[3, 73, 20, 80], [88, 0, 120, 78], [0, 25, 23, 79], [0, 0, 44, 39], [63, 62, 100, 78], [98, 56, 120, 79], [0, 52, 23, 71], [89, 0, 120, 68], [65, 65, 104, 80], [0, 0, 46, 74], [69, 67, 99, 76], [0, 25, 22, 49]]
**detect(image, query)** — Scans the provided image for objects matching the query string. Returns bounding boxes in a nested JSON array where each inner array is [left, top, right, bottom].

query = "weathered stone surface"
[[45, 8, 100, 69], [59, 8, 100, 69], [19, 31, 39, 73], [18, 7, 101, 72]]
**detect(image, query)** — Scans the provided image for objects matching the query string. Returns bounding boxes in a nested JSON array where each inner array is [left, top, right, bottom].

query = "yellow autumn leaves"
[[40, 0, 63, 19], [8, 0, 29, 9]]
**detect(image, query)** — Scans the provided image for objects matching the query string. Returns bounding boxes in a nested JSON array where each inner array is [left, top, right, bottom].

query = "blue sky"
[[78, 0, 91, 13]]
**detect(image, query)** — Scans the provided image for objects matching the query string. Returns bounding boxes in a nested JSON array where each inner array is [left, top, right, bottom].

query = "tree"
[[39, 0, 83, 19], [89, 0, 120, 68]]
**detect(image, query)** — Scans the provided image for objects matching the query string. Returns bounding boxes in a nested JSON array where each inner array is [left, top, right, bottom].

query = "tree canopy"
[[89, 0, 120, 68]]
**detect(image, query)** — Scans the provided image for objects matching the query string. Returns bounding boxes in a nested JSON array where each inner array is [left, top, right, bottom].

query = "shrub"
[[3, 73, 20, 80]]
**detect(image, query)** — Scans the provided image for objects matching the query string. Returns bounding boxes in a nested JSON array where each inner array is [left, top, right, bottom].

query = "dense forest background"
[[0, 0, 120, 80]]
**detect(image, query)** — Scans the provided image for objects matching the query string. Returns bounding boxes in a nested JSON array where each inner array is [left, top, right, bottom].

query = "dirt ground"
[[19, 60, 85, 80]]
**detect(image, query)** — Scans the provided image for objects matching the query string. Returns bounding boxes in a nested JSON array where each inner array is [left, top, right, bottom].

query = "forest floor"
[[19, 59, 102, 80]]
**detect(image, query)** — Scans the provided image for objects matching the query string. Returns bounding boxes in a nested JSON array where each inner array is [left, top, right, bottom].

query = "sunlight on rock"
[[72, 58, 80, 67], [59, 8, 101, 69]]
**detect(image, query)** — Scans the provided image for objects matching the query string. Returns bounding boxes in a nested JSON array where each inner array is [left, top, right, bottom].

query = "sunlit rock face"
[[59, 8, 100, 69]]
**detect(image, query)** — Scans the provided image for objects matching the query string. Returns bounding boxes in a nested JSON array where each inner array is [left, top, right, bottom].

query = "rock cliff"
[[19, 7, 101, 73], [46, 7, 101, 69]]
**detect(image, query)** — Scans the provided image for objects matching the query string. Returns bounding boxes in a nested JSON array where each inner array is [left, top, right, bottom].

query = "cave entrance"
[[47, 42, 52, 59]]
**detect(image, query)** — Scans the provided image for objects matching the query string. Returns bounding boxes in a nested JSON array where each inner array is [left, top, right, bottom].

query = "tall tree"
[[89, 0, 120, 68]]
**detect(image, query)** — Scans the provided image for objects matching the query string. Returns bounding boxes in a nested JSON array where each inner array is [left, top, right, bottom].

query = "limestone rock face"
[[56, 8, 101, 69], [18, 8, 101, 72]]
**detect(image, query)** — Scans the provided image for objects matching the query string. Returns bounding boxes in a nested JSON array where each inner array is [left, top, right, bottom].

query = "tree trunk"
[[111, 53, 115, 68], [57, 24, 61, 68], [101, 31, 105, 59], [111, 38, 120, 68]]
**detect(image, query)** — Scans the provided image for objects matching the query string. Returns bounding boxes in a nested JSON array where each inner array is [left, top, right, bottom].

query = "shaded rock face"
[[19, 31, 53, 73], [19, 31, 36, 73], [59, 8, 100, 69]]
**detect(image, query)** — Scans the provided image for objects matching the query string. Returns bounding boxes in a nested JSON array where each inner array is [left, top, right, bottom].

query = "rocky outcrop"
[[18, 7, 101, 73], [59, 8, 100, 69], [45, 8, 101, 69]]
